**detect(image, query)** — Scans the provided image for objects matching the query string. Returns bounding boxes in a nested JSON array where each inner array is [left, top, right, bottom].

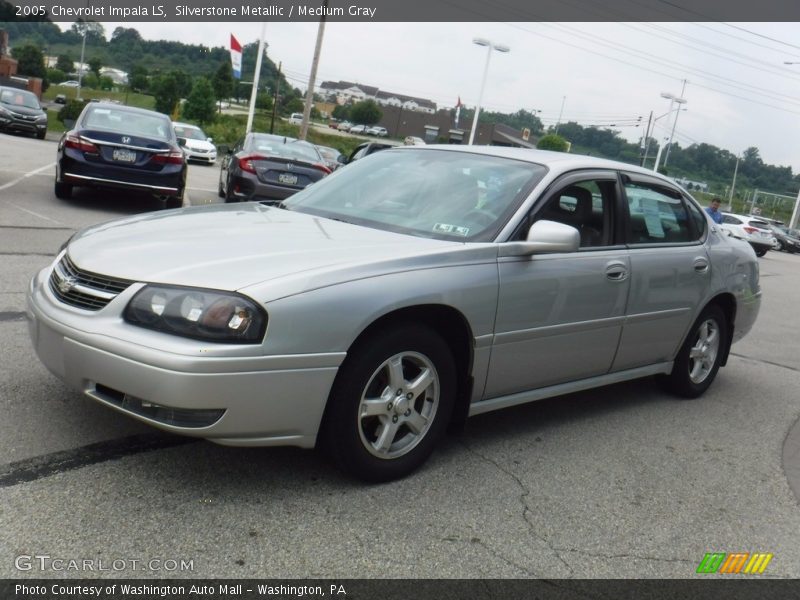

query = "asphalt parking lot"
[[1, 131, 799, 580]]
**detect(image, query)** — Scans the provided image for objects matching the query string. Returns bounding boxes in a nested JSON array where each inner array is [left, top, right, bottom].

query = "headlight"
[[124, 285, 267, 344], [36, 114, 48, 122]]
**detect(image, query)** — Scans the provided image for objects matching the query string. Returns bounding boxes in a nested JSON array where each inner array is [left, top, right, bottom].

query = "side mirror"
[[177, 137, 187, 147], [207, 137, 213, 143], [499, 220, 580, 257]]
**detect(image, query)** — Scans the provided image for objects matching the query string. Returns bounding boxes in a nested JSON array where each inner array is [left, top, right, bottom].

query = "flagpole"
[[246, 22, 267, 134]]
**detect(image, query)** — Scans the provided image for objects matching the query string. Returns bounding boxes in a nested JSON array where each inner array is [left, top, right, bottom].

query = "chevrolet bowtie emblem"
[[58, 275, 78, 294]]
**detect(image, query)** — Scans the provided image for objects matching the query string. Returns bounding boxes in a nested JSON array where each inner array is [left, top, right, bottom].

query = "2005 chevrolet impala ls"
[[27, 146, 761, 481]]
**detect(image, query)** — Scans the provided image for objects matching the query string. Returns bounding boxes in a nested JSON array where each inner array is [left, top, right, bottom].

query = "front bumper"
[[26, 264, 343, 448], [184, 148, 217, 163], [0, 115, 47, 134]]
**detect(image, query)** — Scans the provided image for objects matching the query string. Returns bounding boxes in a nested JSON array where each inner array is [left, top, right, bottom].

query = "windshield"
[[0, 89, 40, 110], [282, 148, 546, 242], [174, 125, 207, 141]]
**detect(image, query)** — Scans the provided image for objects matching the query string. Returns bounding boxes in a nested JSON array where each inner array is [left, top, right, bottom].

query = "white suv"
[[288, 113, 304, 125], [718, 213, 775, 257]]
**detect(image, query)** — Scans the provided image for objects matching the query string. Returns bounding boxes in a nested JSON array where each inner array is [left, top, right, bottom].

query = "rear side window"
[[685, 198, 707, 239], [624, 182, 692, 244]]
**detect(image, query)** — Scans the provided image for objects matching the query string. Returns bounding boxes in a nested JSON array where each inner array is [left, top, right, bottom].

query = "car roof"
[[387, 144, 684, 183], [84, 103, 169, 119], [172, 121, 203, 129]]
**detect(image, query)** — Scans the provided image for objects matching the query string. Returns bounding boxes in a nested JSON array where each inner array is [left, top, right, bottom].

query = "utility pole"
[[270, 61, 281, 134], [300, 0, 327, 141]]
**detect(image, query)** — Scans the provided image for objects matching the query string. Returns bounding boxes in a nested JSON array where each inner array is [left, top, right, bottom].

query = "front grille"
[[49, 254, 133, 311]]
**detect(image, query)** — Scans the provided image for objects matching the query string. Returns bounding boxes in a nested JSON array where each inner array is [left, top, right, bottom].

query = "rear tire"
[[165, 194, 183, 209], [663, 305, 728, 399], [54, 180, 72, 200], [321, 325, 456, 482]]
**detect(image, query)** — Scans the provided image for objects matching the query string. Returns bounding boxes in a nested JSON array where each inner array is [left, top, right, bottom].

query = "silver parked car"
[[27, 147, 761, 482]]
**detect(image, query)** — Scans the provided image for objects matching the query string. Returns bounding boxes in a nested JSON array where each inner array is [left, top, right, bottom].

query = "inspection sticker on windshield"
[[433, 223, 470, 236]]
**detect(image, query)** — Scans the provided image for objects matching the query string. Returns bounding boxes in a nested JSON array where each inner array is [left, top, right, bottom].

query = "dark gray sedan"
[[218, 133, 330, 204]]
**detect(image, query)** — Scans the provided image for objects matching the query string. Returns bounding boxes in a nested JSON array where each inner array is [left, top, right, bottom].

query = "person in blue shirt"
[[705, 197, 723, 224]]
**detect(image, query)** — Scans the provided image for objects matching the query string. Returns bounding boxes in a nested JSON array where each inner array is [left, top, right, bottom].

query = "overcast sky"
[[64, 21, 800, 179]]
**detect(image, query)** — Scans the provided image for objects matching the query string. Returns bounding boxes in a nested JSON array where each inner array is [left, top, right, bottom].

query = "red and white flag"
[[230, 34, 242, 79]]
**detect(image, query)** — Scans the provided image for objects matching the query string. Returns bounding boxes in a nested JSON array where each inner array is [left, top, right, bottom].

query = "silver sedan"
[[27, 146, 761, 482]]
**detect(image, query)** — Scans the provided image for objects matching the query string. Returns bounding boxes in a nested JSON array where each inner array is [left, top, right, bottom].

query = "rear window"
[[84, 107, 172, 140]]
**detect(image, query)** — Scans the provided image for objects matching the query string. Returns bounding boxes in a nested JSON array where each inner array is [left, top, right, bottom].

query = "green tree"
[[13, 44, 47, 78], [128, 64, 149, 92], [56, 54, 74, 73], [70, 20, 105, 45], [183, 77, 216, 124], [537, 134, 569, 152], [47, 68, 66, 84], [212, 62, 234, 111], [99, 76, 114, 90], [88, 56, 102, 77], [255, 92, 273, 111], [151, 72, 181, 115], [332, 104, 351, 120], [284, 97, 304, 115], [349, 99, 382, 125]]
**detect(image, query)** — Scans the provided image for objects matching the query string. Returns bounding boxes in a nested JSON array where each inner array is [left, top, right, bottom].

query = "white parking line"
[[0, 162, 56, 193]]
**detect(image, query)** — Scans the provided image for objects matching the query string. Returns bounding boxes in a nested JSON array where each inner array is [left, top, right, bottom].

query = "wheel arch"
[[705, 292, 736, 366], [318, 303, 475, 445]]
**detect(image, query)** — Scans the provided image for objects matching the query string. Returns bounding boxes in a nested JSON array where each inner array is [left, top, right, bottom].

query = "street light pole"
[[653, 92, 687, 172], [728, 154, 740, 209], [663, 80, 687, 167], [555, 95, 566, 134], [76, 17, 87, 101], [468, 38, 509, 145]]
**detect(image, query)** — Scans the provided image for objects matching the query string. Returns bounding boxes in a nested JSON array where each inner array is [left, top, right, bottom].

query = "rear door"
[[611, 173, 711, 371]]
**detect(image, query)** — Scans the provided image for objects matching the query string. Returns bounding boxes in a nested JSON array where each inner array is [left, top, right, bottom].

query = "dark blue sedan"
[[55, 103, 187, 208]]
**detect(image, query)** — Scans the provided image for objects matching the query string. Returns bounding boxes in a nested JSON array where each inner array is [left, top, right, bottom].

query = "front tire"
[[754, 247, 768, 257], [664, 305, 728, 399], [321, 325, 456, 482]]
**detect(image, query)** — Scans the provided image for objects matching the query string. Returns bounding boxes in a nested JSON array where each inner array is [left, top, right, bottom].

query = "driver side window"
[[534, 179, 613, 248]]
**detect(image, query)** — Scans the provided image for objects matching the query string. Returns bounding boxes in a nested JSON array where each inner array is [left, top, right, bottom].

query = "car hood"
[[67, 203, 468, 296], [2, 102, 44, 117]]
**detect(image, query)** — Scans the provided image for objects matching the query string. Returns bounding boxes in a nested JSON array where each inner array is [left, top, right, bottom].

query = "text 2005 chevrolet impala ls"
[[27, 147, 761, 481]]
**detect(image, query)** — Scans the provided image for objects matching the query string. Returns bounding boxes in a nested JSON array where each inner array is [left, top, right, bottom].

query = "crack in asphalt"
[[0, 311, 26, 322], [458, 440, 574, 576], [0, 434, 199, 488], [730, 352, 800, 374]]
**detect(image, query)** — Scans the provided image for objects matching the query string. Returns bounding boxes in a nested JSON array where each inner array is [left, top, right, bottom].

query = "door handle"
[[605, 263, 628, 282], [694, 258, 710, 274]]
